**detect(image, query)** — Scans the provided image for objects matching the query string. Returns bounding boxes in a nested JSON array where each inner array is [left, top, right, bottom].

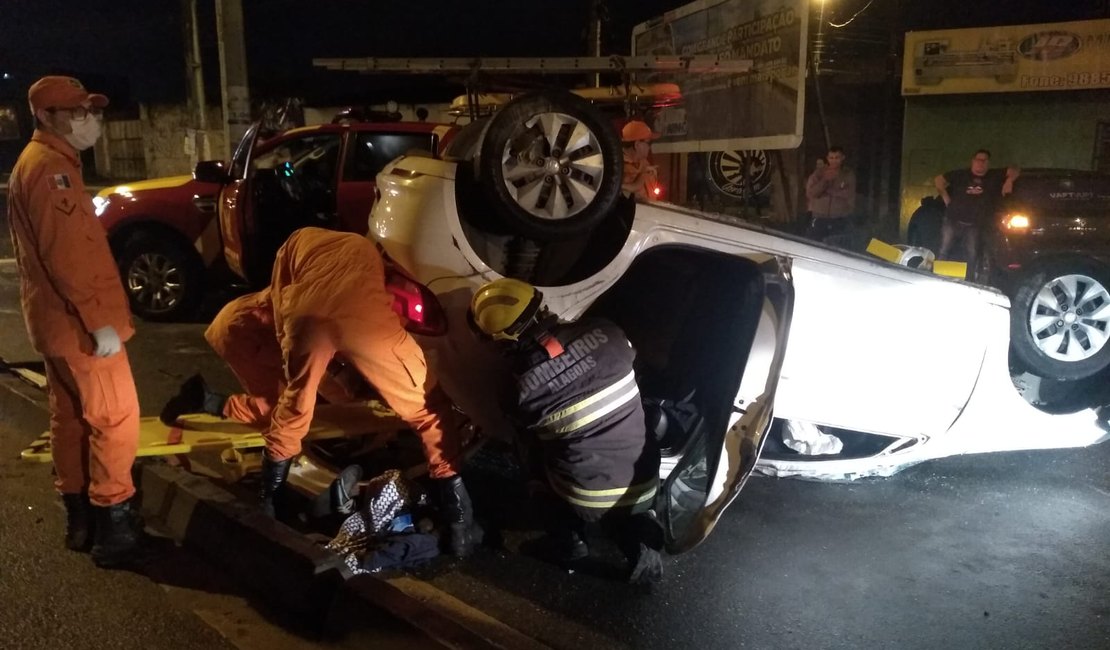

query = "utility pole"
[[215, 0, 250, 159], [588, 0, 603, 87], [811, 0, 832, 151], [182, 0, 210, 163]]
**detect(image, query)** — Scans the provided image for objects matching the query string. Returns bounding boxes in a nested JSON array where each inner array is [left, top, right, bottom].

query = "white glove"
[[91, 325, 122, 358]]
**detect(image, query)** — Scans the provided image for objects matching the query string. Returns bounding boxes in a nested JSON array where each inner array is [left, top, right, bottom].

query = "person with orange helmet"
[[6, 76, 142, 567], [620, 119, 661, 202]]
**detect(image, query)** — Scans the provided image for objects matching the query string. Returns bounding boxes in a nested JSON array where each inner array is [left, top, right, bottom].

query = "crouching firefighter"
[[165, 228, 480, 556], [469, 279, 664, 584]]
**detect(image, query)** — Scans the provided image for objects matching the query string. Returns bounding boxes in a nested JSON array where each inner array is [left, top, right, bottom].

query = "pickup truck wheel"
[[478, 90, 623, 241], [119, 232, 204, 321], [1009, 258, 1110, 381]]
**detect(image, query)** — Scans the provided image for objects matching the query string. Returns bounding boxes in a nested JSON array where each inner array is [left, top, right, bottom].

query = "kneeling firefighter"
[[164, 228, 480, 556], [469, 278, 664, 583]]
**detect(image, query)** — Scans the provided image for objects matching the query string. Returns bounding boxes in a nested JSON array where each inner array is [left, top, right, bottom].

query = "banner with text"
[[632, 0, 808, 152], [903, 19, 1110, 96]]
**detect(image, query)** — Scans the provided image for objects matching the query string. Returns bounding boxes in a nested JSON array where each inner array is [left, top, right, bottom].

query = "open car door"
[[217, 122, 262, 282], [658, 261, 794, 553]]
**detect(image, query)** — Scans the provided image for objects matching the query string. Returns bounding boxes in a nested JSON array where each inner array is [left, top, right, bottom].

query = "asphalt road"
[[445, 441, 1110, 650], [0, 209, 1106, 649]]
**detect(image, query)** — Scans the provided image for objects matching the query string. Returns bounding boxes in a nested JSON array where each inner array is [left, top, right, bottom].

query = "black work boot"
[[160, 374, 227, 426], [91, 501, 140, 568], [616, 512, 665, 585], [627, 543, 664, 585], [61, 492, 93, 552], [259, 456, 292, 518], [434, 475, 479, 557], [329, 464, 363, 516], [545, 528, 589, 564]]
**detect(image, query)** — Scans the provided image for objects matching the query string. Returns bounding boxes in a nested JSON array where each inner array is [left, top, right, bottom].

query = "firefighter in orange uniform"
[[620, 120, 660, 202], [180, 228, 477, 555], [161, 289, 363, 428], [6, 76, 141, 567]]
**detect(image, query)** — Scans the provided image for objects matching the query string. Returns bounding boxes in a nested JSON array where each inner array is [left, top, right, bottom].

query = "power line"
[[828, 0, 877, 28]]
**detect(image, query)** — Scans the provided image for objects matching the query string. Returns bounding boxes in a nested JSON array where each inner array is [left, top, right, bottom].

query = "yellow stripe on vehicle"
[[97, 175, 194, 198]]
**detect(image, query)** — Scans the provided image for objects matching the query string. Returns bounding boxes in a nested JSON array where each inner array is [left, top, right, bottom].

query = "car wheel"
[[478, 90, 623, 241], [1009, 258, 1110, 381], [118, 231, 204, 321]]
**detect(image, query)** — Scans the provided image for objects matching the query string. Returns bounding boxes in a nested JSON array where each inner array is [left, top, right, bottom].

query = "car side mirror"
[[193, 160, 229, 184]]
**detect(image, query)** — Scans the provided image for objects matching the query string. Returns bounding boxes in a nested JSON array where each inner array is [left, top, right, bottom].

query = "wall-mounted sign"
[[903, 19, 1110, 95]]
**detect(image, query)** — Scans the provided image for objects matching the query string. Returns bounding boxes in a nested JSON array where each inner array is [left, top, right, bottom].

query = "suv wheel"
[[478, 90, 623, 241], [1009, 258, 1110, 381], [118, 231, 204, 321]]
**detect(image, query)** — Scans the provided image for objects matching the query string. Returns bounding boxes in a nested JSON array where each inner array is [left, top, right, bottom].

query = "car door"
[[657, 261, 794, 553], [568, 247, 793, 554], [774, 256, 992, 438], [217, 122, 262, 280], [222, 129, 344, 286], [335, 129, 438, 234]]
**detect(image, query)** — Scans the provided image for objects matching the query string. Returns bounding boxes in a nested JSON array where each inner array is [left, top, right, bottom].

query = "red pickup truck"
[[94, 119, 457, 320]]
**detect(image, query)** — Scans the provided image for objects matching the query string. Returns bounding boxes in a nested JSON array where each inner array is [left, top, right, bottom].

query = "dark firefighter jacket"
[[509, 317, 659, 521]]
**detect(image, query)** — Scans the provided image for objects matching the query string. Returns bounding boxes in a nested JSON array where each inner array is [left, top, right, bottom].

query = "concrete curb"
[[0, 373, 546, 650]]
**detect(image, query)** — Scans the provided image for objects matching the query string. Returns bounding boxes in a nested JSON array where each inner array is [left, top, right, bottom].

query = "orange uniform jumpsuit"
[[6, 130, 139, 507], [622, 149, 655, 202], [263, 228, 462, 478], [205, 290, 358, 427]]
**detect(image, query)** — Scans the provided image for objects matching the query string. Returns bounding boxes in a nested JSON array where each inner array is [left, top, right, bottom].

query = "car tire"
[[118, 231, 204, 322], [477, 90, 623, 241], [1009, 258, 1110, 381]]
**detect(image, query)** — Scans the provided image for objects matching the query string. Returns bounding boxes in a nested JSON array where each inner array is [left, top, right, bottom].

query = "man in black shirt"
[[934, 149, 1019, 276]]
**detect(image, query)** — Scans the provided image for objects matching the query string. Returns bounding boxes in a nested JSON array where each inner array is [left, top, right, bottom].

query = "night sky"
[[1, 0, 1108, 106]]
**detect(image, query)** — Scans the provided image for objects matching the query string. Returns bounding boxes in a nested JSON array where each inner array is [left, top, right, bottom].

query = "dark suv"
[[910, 169, 1110, 381]]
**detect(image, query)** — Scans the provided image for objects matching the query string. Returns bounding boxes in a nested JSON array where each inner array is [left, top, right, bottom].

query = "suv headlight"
[[92, 195, 108, 217], [1003, 213, 1030, 231]]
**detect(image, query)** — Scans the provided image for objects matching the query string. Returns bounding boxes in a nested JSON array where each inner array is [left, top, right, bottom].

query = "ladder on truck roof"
[[312, 55, 753, 75], [312, 55, 753, 119]]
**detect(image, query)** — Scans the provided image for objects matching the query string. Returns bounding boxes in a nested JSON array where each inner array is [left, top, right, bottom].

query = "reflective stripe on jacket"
[[534, 370, 639, 440]]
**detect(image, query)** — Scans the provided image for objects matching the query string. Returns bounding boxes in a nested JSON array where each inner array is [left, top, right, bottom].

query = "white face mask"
[[64, 116, 102, 150]]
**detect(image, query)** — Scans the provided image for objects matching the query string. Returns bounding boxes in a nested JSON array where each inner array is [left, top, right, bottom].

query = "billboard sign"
[[903, 19, 1110, 95], [632, 0, 809, 153]]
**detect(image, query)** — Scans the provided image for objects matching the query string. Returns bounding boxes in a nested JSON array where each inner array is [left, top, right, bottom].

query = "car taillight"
[[386, 269, 447, 336], [1003, 213, 1030, 231]]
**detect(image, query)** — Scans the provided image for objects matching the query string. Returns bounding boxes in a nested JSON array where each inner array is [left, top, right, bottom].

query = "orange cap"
[[28, 76, 109, 113], [621, 120, 660, 143]]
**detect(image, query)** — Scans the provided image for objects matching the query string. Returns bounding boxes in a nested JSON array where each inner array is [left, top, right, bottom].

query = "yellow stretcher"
[[20, 401, 405, 463]]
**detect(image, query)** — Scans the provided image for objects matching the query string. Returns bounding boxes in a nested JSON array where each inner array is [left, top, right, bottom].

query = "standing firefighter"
[[469, 279, 664, 584], [7, 76, 141, 567]]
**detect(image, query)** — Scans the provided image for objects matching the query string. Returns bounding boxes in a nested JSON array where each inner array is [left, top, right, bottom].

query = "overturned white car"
[[368, 90, 1109, 551]]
